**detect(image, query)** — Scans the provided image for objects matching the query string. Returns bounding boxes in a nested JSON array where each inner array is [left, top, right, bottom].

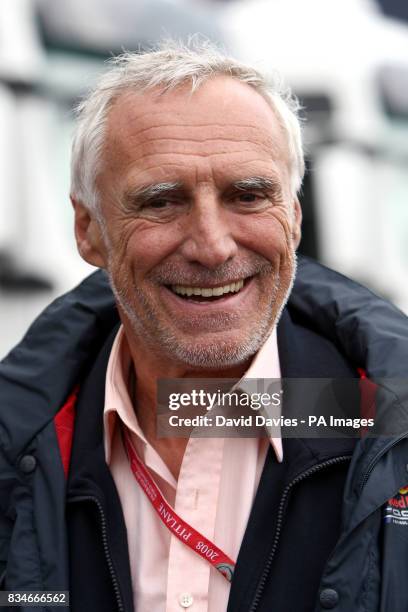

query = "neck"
[[123, 325, 251, 480]]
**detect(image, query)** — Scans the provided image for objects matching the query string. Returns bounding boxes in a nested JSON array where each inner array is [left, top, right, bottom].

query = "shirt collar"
[[104, 325, 283, 464], [235, 327, 283, 462]]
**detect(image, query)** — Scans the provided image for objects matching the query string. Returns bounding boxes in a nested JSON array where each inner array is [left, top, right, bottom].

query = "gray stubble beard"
[[107, 251, 297, 370]]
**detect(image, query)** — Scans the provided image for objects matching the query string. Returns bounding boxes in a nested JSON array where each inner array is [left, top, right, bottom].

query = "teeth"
[[171, 279, 245, 297]]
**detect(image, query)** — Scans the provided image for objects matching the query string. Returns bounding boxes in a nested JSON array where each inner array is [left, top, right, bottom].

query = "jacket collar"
[[277, 308, 358, 461]]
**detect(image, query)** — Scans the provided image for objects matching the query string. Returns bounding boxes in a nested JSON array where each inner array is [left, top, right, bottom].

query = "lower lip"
[[160, 278, 255, 313]]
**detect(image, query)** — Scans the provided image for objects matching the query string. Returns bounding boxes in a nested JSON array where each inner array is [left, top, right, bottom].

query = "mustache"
[[148, 255, 274, 286]]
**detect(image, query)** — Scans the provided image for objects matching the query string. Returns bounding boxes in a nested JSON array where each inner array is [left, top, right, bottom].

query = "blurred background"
[[0, 0, 407, 358]]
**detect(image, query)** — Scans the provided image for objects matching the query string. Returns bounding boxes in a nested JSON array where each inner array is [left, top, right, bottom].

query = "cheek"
[[113, 223, 181, 280], [236, 213, 294, 263]]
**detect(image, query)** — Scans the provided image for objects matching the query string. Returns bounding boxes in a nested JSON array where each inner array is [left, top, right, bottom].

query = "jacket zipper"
[[249, 455, 352, 612], [358, 432, 408, 492], [68, 495, 124, 612]]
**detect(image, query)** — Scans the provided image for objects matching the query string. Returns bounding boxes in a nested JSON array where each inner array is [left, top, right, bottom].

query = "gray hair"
[[70, 38, 305, 212]]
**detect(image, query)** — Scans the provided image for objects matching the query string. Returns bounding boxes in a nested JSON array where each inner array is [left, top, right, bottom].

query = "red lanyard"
[[122, 429, 235, 582]]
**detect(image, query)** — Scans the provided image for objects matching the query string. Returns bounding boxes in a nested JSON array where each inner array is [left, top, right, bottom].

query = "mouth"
[[166, 277, 251, 303]]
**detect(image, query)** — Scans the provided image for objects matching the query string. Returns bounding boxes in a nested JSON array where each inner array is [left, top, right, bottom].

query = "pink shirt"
[[104, 327, 282, 612]]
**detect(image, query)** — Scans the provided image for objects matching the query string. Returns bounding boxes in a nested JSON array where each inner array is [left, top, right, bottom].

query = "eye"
[[236, 192, 264, 203], [144, 199, 171, 209], [141, 197, 186, 211], [226, 189, 273, 214], [137, 197, 188, 221], [230, 191, 269, 207]]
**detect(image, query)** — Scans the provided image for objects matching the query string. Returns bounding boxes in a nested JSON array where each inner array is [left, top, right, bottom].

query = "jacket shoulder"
[[0, 270, 118, 461]]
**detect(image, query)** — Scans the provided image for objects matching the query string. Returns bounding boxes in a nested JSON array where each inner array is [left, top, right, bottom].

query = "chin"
[[159, 326, 271, 370]]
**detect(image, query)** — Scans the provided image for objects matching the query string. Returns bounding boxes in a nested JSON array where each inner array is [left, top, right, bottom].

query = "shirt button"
[[179, 592, 194, 608]]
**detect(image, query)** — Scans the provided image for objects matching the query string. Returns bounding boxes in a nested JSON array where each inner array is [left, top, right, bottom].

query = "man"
[[0, 41, 407, 612]]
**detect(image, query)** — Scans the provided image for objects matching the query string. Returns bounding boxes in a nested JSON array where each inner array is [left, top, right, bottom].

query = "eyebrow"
[[123, 182, 184, 208], [231, 176, 283, 199]]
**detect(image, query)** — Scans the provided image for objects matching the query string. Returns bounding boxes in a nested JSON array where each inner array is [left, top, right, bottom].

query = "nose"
[[179, 196, 238, 269]]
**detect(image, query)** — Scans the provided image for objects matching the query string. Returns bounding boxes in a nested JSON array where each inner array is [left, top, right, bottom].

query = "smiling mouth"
[[167, 278, 249, 302]]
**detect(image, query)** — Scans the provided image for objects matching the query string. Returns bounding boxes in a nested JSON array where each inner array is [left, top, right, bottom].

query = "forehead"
[[101, 77, 290, 189]]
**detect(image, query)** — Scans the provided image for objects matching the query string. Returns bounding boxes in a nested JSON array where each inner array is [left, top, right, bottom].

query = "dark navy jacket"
[[0, 256, 407, 611]]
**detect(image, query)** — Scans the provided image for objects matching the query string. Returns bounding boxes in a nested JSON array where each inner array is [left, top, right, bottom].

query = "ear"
[[71, 197, 107, 268], [291, 198, 302, 249]]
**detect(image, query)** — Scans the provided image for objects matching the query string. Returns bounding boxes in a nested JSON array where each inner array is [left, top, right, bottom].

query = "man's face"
[[77, 77, 302, 369]]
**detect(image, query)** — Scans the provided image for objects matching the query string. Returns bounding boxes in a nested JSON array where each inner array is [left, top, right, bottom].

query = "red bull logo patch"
[[384, 486, 408, 525]]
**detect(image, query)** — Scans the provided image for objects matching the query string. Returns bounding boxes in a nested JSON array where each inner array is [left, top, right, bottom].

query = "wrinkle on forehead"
[[99, 77, 291, 194], [106, 118, 285, 161]]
